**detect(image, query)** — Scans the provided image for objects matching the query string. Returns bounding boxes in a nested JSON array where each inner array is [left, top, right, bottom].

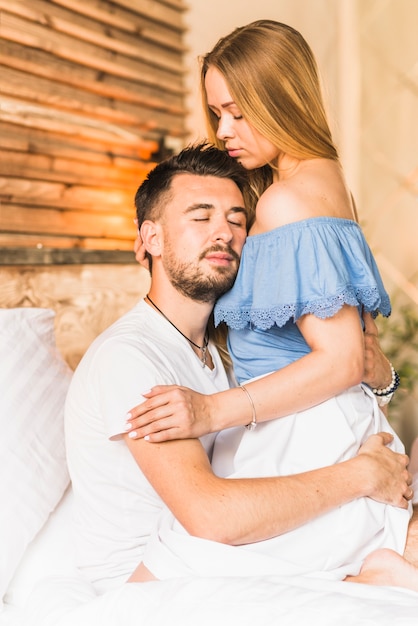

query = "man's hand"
[[357, 432, 412, 509], [362, 312, 392, 390]]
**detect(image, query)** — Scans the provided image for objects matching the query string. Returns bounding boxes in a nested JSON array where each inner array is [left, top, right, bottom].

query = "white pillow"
[[0, 308, 73, 602], [4, 486, 78, 609]]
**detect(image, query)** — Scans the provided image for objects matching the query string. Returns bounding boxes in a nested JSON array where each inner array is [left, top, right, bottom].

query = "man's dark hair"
[[135, 141, 249, 228]]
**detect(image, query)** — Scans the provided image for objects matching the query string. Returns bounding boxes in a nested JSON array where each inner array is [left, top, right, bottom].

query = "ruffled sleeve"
[[214, 218, 391, 330]]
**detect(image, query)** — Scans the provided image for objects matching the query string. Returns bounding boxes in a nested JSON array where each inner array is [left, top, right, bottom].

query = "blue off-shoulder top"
[[214, 217, 391, 384]]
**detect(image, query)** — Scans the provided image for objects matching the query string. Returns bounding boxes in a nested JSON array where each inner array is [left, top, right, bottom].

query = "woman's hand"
[[125, 385, 214, 441], [362, 312, 392, 390]]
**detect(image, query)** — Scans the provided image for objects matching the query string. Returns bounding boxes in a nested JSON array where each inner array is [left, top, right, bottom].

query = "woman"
[[127, 21, 415, 587]]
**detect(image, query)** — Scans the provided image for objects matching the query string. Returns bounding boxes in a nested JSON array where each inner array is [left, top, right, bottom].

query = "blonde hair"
[[208, 316, 232, 372], [200, 20, 339, 202]]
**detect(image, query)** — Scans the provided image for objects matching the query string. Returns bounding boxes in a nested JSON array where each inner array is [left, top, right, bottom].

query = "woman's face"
[[204, 66, 280, 170]]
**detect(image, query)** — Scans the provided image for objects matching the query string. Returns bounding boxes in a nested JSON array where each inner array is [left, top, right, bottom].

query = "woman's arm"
[[125, 304, 365, 440], [213, 303, 364, 428]]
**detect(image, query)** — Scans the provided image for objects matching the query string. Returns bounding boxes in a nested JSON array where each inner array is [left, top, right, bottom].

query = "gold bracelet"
[[240, 384, 257, 431]]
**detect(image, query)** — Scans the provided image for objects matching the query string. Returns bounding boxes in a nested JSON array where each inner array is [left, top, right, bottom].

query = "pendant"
[[200, 346, 207, 367]]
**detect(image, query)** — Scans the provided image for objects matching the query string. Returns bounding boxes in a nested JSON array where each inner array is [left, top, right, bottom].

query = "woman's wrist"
[[209, 391, 230, 433], [371, 363, 400, 406], [240, 384, 257, 430], [211, 387, 255, 432]]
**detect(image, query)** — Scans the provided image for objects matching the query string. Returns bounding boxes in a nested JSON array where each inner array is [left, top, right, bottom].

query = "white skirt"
[[143, 384, 411, 580]]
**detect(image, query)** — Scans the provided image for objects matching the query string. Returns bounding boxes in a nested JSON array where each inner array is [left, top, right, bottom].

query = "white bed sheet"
[[2, 487, 418, 626], [5, 572, 418, 626]]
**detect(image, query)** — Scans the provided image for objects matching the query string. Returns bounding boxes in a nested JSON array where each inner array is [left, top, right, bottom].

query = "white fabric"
[[64, 300, 230, 593], [14, 572, 418, 626], [143, 384, 411, 581], [410, 437, 418, 505], [0, 308, 72, 603], [3, 483, 414, 626]]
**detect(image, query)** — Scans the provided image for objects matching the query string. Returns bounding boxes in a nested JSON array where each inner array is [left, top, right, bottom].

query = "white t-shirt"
[[64, 299, 230, 592]]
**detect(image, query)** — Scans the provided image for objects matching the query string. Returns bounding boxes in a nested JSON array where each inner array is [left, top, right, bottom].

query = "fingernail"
[[125, 412, 132, 419], [128, 431, 137, 439], [144, 435, 150, 442], [124, 422, 132, 431]]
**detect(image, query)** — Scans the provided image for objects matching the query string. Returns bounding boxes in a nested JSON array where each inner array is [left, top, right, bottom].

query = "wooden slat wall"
[[0, 0, 187, 262]]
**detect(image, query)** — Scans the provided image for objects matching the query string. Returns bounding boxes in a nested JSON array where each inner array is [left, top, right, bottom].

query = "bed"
[[1, 305, 418, 626]]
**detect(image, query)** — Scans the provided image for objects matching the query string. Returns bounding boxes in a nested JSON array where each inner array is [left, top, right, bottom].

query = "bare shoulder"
[[254, 181, 307, 231], [252, 160, 356, 234]]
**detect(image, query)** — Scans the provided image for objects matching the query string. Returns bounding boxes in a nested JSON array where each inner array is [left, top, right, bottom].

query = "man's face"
[[159, 173, 247, 303]]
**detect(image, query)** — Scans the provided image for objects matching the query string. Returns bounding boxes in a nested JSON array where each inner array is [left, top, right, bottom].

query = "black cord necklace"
[[145, 295, 209, 367]]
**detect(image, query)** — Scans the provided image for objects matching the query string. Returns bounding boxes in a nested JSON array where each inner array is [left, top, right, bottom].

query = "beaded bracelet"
[[240, 384, 257, 431], [371, 363, 400, 397]]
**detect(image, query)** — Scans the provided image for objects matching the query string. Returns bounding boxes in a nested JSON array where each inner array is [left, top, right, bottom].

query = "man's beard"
[[162, 244, 240, 303]]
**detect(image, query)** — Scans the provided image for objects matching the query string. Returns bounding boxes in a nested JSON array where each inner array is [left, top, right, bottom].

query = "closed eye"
[[227, 211, 247, 228]]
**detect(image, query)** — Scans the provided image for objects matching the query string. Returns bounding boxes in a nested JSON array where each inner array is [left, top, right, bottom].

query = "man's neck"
[[145, 286, 213, 350]]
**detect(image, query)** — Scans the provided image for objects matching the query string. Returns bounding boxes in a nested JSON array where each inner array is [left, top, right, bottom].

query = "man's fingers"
[[376, 431, 394, 446], [362, 311, 379, 336], [405, 487, 415, 501]]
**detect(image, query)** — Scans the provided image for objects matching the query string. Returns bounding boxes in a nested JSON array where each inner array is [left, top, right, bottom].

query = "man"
[[65, 142, 413, 593]]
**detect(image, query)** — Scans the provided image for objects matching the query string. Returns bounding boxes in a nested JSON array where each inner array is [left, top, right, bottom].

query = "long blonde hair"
[[200, 20, 339, 204]]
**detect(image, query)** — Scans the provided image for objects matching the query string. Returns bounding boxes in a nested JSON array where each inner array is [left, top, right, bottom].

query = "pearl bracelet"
[[240, 384, 257, 431], [371, 363, 400, 397]]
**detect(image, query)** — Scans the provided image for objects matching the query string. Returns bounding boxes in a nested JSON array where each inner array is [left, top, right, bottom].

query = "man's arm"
[[125, 431, 411, 546]]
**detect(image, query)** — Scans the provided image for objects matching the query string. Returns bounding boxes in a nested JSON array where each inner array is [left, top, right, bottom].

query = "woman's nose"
[[216, 116, 234, 140]]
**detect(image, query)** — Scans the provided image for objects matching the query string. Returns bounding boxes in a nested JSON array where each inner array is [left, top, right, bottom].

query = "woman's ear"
[[140, 220, 162, 257]]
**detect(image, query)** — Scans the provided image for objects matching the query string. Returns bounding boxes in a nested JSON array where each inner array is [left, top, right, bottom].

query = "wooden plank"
[[0, 0, 185, 67], [156, 0, 187, 9], [50, 0, 186, 33], [0, 68, 186, 135], [0, 203, 136, 239], [0, 121, 159, 161], [0, 97, 184, 147], [0, 180, 137, 213], [51, 0, 186, 45], [0, 247, 137, 265], [115, 0, 186, 27], [1, 12, 186, 91], [0, 233, 135, 251], [0, 150, 154, 188], [1, 40, 185, 112]]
